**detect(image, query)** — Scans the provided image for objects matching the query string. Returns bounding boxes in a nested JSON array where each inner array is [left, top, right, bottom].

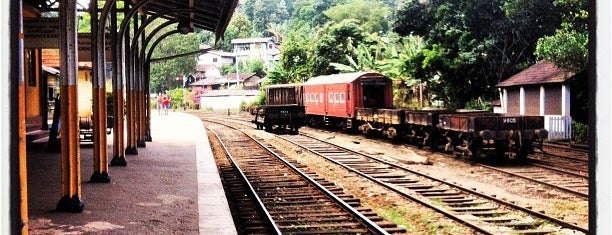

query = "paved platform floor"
[[27, 111, 237, 234]]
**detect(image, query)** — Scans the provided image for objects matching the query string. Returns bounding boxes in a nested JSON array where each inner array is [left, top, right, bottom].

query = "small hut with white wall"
[[496, 60, 574, 140]]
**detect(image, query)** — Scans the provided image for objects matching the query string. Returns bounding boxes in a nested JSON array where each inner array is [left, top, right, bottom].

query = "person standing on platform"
[[163, 94, 171, 115], [157, 93, 163, 115]]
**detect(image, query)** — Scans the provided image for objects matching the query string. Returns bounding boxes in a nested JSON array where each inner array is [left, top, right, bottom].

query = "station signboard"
[[24, 17, 113, 61]]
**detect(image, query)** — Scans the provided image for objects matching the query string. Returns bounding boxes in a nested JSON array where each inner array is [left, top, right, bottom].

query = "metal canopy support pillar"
[[125, 1, 138, 155], [56, 0, 84, 213], [137, 14, 147, 147], [90, 0, 111, 183], [110, 0, 127, 166], [11, 0, 29, 232]]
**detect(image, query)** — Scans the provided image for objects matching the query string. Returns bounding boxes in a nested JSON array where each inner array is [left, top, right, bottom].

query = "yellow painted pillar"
[[17, 1, 29, 228], [124, 7, 137, 156], [56, 0, 84, 213], [136, 14, 146, 148], [110, 0, 127, 166], [90, 0, 111, 183]]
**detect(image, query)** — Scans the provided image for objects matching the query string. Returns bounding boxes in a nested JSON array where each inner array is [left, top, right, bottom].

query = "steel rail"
[[203, 119, 391, 235], [291, 132, 589, 234], [207, 127, 282, 235], [475, 163, 588, 198]]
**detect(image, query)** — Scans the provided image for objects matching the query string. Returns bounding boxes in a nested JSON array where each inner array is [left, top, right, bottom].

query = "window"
[[335, 93, 339, 103], [268, 43, 273, 49], [329, 93, 334, 103], [340, 94, 345, 103], [212, 58, 218, 62]]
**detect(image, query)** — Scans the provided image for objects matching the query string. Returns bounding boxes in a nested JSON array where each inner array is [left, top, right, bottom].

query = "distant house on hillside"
[[224, 73, 263, 90], [496, 60, 576, 140], [197, 50, 234, 68], [232, 37, 280, 70]]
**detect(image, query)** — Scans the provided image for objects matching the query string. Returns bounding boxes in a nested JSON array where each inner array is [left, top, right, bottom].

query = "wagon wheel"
[[468, 135, 482, 162]]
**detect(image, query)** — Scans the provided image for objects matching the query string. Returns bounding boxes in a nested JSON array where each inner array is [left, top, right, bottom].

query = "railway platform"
[[26, 111, 237, 234]]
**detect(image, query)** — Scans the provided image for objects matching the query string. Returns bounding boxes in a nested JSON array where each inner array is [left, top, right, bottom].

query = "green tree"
[[311, 19, 369, 76], [393, 0, 561, 108], [535, 23, 587, 72], [289, 0, 340, 29], [149, 22, 202, 93], [535, 0, 588, 72], [323, 0, 391, 33], [217, 12, 252, 51]]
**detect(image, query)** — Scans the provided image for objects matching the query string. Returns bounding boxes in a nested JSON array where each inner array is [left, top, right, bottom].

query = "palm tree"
[[265, 23, 286, 43]]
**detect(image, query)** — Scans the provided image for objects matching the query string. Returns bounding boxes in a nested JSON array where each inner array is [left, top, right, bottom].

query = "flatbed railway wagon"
[[402, 109, 487, 148], [252, 84, 305, 133], [438, 113, 548, 161]]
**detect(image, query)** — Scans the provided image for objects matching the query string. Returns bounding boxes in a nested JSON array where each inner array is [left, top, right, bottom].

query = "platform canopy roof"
[[24, 0, 239, 40]]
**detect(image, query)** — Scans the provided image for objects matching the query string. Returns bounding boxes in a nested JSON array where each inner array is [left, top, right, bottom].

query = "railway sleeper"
[[274, 216, 354, 224], [441, 198, 477, 203], [497, 222, 543, 230], [401, 183, 434, 190], [271, 212, 350, 219], [428, 195, 469, 200], [512, 229, 558, 235], [278, 222, 366, 230], [412, 188, 449, 194], [264, 199, 338, 205], [420, 191, 462, 197], [464, 210, 508, 217], [451, 206, 499, 212], [242, 227, 270, 234], [251, 182, 310, 189], [269, 210, 352, 218], [479, 217, 516, 223], [384, 178, 419, 184], [370, 173, 407, 178], [446, 200, 487, 207]]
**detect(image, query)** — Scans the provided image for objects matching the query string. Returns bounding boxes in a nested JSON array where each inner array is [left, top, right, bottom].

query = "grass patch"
[[376, 205, 469, 234]]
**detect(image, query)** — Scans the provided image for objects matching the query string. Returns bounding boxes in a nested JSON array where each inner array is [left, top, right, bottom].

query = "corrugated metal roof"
[[303, 72, 387, 85], [25, 0, 238, 41], [133, 0, 239, 40], [190, 77, 224, 86], [497, 60, 575, 87]]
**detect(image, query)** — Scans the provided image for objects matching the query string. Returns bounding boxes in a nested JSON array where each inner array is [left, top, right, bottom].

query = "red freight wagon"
[[302, 72, 393, 128]]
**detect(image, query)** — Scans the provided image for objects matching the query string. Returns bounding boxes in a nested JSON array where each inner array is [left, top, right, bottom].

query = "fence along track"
[[280, 133, 588, 235], [205, 121, 403, 235]]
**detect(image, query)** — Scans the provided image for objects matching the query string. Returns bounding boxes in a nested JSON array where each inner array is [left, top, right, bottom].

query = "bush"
[[465, 98, 491, 111], [572, 121, 588, 144]]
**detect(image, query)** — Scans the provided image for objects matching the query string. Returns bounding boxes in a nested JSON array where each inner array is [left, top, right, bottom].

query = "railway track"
[[193, 112, 588, 233], [278, 133, 588, 234], [199, 113, 590, 198], [529, 144, 589, 177], [204, 120, 406, 234]]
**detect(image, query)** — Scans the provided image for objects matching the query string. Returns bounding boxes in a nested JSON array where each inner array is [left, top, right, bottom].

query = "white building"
[[197, 50, 235, 68], [231, 37, 280, 70]]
